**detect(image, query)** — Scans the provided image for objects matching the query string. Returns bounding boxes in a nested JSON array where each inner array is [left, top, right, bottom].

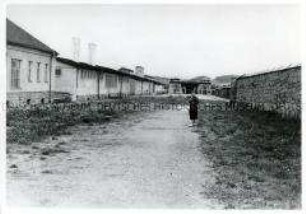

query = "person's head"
[[191, 92, 196, 97]]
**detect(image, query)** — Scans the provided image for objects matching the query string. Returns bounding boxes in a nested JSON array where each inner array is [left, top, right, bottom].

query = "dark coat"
[[189, 96, 199, 120]]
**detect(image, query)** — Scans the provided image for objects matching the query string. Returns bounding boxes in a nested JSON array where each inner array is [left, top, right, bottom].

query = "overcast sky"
[[7, 4, 301, 79]]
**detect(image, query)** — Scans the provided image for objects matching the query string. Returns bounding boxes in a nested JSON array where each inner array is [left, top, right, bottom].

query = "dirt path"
[[7, 108, 218, 208]]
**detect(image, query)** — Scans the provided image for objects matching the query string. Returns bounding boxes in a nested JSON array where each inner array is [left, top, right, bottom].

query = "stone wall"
[[234, 66, 301, 119]]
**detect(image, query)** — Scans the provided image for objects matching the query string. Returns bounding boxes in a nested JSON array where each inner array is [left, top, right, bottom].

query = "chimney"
[[135, 66, 144, 77], [72, 37, 80, 62], [88, 43, 97, 65]]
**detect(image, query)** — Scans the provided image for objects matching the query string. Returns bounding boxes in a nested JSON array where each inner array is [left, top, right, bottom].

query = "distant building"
[[196, 79, 211, 95], [168, 78, 183, 94], [211, 75, 238, 96], [213, 84, 231, 99], [6, 19, 58, 105], [144, 75, 167, 94], [180, 77, 211, 94]]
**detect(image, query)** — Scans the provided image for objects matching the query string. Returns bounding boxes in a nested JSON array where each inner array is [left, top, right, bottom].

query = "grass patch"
[[197, 100, 301, 209]]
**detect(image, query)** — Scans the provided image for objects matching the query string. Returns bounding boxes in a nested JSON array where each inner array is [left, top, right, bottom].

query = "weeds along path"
[[7, 108, 217, 208]]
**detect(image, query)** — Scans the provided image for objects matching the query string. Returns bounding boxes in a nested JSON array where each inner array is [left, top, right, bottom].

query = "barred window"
[[44, 64, 48, 83], [28, 61, 33, 82], [11, 58, 21, 89], [105, 74, 117, 88], [37, 62, 41, 82]]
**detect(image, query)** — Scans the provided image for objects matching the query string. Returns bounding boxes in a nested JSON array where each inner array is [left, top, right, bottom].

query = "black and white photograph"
[[2, 1, 304, 212]]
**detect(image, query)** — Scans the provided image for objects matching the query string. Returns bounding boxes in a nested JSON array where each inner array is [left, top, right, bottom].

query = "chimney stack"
[[88, 43, 97, 65], [135, 66, 144, 77], [72, 37, 80, 62]]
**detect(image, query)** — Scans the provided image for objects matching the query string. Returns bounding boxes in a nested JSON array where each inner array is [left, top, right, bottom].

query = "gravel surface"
[[7, 108, 218, 208]]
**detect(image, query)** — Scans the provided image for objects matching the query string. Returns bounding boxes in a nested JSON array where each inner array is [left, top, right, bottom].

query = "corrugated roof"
[[7, 18, 57, 55]]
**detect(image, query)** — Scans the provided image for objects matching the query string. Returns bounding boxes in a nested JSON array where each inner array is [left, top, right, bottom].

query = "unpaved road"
[[7, 105, 220, 208]]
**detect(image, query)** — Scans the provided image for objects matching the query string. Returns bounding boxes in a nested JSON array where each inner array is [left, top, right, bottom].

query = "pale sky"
[[7, 4, 301, 79]]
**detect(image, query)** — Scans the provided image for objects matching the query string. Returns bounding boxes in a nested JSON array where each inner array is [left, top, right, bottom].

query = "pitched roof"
[[7, 19, 57, 55]]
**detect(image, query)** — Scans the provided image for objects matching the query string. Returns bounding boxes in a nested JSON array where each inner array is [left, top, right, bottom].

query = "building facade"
[[196, 80, 212, 95], [168, 78, 183, 94], [6, 19, 58, 105], [54, 57, 163, 101], [179, 78, 212, 95], [213, 84, 231, 99]]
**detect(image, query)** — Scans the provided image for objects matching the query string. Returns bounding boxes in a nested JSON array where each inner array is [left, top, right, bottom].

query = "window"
[[55, 68, 62, 76], [105, 74, 117, 88], [37, 62, 41, 82], [11, 58, 21, 89], [28, 61, 33, 82], [44, 64, 48, 83]]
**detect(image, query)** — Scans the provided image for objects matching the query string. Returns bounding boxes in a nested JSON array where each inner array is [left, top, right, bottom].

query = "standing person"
[[188, 92, 199, 126]]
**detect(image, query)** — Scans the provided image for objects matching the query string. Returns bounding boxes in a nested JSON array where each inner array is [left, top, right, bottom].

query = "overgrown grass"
[[197, 101, 301, 209]]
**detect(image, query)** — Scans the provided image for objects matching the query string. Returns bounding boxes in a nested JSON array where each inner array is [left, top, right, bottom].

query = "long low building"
[[6, 19, 163, 105], [55, 57, 163, 101]]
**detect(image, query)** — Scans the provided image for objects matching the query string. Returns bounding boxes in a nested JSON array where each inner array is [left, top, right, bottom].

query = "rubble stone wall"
[[234, 66, 301, 119]]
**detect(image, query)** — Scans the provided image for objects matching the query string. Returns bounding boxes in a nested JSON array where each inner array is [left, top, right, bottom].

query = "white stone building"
[[6, 19, 58, 105], [54, 57, 163, 100]]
